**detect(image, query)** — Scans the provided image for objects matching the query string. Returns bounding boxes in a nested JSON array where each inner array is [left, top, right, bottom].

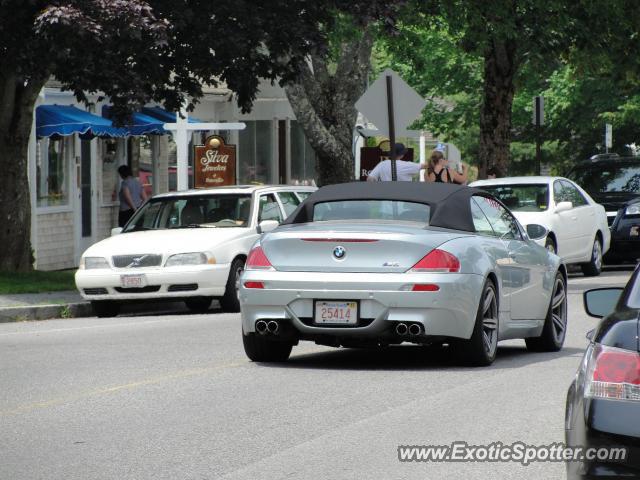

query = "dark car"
[[567, 155, 640, 263], [565, 264, 640, 479]]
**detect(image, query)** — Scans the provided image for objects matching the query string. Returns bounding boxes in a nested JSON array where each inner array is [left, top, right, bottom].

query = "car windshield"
[[568, 163, 640, 193], [312, 200, 430, 224], [123, 194, 252, 232], [479, 184, 549, 212]]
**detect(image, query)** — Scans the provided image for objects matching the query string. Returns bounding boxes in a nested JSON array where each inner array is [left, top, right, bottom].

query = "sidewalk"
[[0, 291, 201, 323], [0, 290, 91, 323]]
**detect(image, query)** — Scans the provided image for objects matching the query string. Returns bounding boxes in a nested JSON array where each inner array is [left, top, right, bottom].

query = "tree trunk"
[[0, 70, 45, 272], [478, 39, 517, 179], [284, 28, 374, 186]]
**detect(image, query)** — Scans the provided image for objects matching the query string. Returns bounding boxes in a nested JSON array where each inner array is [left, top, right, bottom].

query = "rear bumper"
[[604, 216, 640, 263], [566, 395, 640, 479], [239, 270, 485, 340], [75, 264, 231, 301]]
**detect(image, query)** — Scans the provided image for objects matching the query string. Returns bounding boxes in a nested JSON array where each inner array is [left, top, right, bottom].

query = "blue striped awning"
[[36, 105, 128, 138], [102, 106, 166, 136]]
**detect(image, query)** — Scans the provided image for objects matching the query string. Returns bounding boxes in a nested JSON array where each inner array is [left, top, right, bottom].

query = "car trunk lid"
[[261, 222, 467, 273]]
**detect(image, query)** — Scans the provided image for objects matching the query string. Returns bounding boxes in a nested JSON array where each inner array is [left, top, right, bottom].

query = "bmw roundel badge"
[[333, 246, 346, 259]]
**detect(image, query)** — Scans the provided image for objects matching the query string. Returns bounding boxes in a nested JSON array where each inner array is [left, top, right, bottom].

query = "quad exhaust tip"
[[408, 323, 422, 336], [267, 320, 280, 334], [396, 322, 423, 336], [395, 323, 408, 335], [256, 320, 280, 335], [255, 320, 268, 335]]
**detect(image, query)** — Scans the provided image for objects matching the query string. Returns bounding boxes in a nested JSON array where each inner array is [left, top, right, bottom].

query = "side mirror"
[[555, 201, 573, 213], [111, 227, 123, 236], [583, 288, 624, 318], [526, 224, 548, 241], [257, 220, 279, 234]]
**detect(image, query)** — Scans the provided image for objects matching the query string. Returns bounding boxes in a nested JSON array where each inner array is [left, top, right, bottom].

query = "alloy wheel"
[[592, 240, 602, 271], [482, 286, 498, 356], [550, 277, 567, 343], [234, 265, 244, 299]]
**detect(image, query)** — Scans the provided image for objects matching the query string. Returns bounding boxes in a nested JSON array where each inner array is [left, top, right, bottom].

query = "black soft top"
[[283, 181, 489, 232]]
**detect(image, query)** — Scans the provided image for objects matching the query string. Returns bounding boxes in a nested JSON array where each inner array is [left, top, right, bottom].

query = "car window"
[[568, 162, 640, 194], [259, 194, 283, 223], [295, 191, 312, 201], [560, 180, 588, 206], [473, 196, 522, 240], [124, 194, 252, 231], [553, 180, 568, 204], [470, 198, 495, 236], [478, 184, 549, 212], [313, 200, 430, 224], [277, 191, 301, 217], [628, 273, 640, 308]]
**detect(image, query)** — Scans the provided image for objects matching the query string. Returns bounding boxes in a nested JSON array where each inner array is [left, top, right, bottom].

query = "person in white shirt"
[[366, 143, 427, 182]]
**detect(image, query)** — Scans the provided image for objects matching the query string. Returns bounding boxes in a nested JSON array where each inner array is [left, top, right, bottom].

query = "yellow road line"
[[0, 361, 247, 417], [0, 346, 329, 417]]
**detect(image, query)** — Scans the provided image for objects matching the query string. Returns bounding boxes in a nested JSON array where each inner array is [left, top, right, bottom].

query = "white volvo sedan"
[[75, 185, 315, 317], [470, 176, 610, 276]]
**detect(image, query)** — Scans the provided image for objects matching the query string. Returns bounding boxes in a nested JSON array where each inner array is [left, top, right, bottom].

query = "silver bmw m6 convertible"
[[240, 182, 568, 366]]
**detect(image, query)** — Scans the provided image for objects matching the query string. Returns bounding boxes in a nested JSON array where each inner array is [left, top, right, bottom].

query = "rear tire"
[[184, 297, 212, 313], [525, 272, 567, 352], [220, 257, 244, 313], [581, 238, 602, 277], [243, 332, 292, 362], [91, 300, 120, 318], [458, 279, 499, 367]]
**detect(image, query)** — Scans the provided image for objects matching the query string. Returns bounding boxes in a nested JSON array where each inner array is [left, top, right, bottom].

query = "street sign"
[[605, 124, 613, 149], [355, 69, 427, 138], [533, 96, 544, 126]]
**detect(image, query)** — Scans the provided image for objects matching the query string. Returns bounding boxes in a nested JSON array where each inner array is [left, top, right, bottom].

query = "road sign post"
[[533, 96, 545, 175], [356, 69, 426, 181], [605, 123, 613, 153]]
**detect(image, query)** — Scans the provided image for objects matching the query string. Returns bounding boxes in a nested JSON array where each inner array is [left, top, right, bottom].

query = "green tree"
[[0, 0, 362, 272]]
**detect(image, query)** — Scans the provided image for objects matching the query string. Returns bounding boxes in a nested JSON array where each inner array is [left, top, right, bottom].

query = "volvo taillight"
[[409, 249, 460, 273], [586, 344, 640, 401], [245, 245, 274, 271]]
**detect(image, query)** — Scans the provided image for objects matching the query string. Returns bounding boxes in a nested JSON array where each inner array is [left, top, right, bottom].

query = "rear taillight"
[[409, 249, 460, 273], [243, 281, 264, 289], [245, 245, 274, 271], [411, 284, 440, 292], [586, 344, 640, 401]]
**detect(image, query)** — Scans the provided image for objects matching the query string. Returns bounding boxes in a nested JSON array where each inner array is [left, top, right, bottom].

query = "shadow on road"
[[259, 343, 585, 373]]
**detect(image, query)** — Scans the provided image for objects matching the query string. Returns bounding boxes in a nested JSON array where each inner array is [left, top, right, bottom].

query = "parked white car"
[[470, 176, 610, 276], [75, 185, 316, 317]]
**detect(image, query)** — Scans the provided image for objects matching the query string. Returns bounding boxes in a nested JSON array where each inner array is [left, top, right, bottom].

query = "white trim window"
[[290, 120, 317, 186], [238, 120, 274, 184], [36, 137, 71, 208]]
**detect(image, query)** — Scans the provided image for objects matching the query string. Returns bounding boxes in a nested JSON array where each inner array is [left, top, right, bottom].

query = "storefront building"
[[29, 80, 318, 270]]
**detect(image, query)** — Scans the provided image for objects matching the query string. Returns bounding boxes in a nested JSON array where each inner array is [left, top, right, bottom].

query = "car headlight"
[[80, 257, 110, 269], [625, 203, 640, 215], [165, 252, 211, 267]]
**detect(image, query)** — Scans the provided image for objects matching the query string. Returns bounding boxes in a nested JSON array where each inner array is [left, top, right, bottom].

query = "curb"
[[0, 302, 92, 323]]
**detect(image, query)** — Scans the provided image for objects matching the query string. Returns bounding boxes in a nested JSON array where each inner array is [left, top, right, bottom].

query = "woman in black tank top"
[[426, 149, 468, 184]]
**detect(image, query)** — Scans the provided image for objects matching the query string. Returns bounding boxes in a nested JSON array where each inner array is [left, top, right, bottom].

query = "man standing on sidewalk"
[[367, 143, 427, 182]]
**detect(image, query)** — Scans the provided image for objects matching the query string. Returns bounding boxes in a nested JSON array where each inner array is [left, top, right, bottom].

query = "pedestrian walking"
[[367, 143, 426, 182], [117, 165, 148, 227]]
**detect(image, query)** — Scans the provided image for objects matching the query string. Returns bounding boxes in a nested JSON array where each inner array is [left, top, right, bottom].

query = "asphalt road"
[[0, 269, 633, 480]]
